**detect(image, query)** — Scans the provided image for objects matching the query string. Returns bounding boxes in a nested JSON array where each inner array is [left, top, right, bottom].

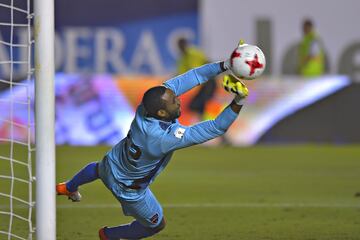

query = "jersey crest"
[[174, 127, 185, 139]]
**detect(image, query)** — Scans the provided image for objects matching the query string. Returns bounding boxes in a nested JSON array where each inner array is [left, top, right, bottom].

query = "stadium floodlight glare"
[[34, 0, 56, 239]]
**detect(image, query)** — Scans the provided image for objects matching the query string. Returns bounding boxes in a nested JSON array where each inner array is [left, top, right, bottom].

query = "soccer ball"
[[229, 44, 266, 80]]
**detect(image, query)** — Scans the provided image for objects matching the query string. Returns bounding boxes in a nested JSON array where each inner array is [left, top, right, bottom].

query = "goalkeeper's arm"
[[163, 39, 246, 96], [163, 61, 227, 96], [160, 85, 248, 153]]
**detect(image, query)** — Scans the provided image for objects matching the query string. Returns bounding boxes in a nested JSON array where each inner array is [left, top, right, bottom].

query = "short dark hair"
[[177, 37, 188, 53], [178, 37, 187, 46], [303, 19, 313, 28], [142, 86, 167, 117]]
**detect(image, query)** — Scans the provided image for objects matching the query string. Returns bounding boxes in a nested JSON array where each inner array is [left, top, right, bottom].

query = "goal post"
[[34, 0, 56, 238]]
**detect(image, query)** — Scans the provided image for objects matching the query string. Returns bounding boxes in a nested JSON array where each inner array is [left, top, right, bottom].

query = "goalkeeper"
[[57, 46, 248, 240]]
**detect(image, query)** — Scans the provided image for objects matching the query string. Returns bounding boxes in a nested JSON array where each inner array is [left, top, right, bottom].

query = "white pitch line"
[[56, 203, 360, 209], [2, 203, 359, 209], [165, 203, 360, 208], [3, 202, 360, 209]]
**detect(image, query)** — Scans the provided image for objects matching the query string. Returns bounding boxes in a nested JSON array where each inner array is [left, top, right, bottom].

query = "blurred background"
[[1, 0, 360, 239], [0, 0, 360, 145]]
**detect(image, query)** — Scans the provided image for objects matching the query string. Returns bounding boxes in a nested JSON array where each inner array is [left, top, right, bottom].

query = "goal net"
[[0, 0, 35, 239]]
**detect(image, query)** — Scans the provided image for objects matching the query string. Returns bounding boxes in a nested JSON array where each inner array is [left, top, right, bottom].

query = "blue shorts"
[[98, 158, 163, 228]]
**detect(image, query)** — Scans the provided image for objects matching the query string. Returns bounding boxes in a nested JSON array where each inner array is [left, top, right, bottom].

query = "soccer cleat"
[[98, 227, 109, 240], [56, 182, 82, 202]]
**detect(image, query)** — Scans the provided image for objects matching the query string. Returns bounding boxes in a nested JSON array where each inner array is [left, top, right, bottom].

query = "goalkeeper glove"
[[223, 39, 247, 71], [223, 74, 249, 105], [224, 39, 247, 71]]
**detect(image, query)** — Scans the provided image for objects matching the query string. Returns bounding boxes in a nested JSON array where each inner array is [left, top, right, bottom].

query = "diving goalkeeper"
[[56, 49, 248, 240]]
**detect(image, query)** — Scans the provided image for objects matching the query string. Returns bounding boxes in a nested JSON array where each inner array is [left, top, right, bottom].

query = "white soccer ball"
[[229, 44, 266, 80]]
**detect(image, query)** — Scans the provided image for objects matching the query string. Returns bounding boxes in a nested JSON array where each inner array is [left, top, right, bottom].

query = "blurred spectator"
[[298, 19, 325, 77], [176, 38, 230, 145], [176, 37, 217, 121]]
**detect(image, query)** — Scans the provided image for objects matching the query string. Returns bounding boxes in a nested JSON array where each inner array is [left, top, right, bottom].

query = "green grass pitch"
[[1, 145, 360, 239]]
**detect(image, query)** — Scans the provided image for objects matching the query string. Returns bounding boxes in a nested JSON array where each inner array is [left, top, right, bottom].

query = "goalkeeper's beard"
[[168, 109, 181, 121]]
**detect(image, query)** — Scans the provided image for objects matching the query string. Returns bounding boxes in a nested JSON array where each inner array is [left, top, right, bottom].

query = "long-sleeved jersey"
[[105, 62, 239, 200]]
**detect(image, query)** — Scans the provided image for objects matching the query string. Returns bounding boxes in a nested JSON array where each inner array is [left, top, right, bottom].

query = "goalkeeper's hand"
[[223, 39, 247, 71], [223, 74, 249, 105]]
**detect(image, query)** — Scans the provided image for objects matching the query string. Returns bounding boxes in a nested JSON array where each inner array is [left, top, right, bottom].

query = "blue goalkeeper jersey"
[[105, 62, 238, 199]]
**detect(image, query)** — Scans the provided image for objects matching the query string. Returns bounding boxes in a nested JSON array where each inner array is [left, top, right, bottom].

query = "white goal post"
[[0, 0, 55, 237], [34, 0, 56, 239]]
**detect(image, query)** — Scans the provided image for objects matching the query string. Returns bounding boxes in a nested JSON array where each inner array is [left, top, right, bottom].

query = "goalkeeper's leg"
[[56, 162, 99, 201], [99, 188, 165, 239]]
